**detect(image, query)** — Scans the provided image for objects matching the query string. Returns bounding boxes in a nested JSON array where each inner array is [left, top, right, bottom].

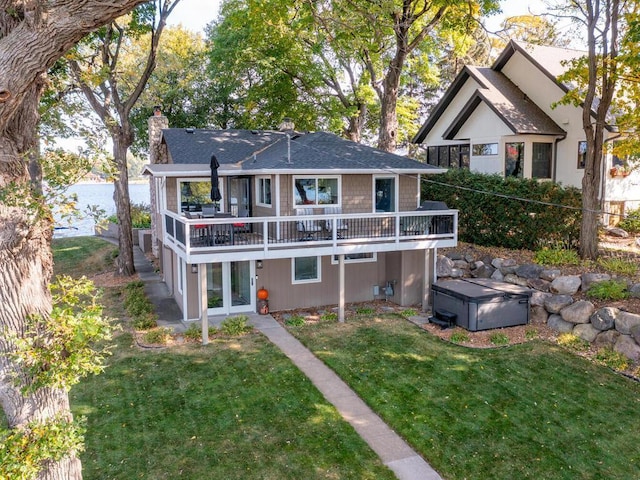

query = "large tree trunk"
[[377, 69, 401, 152], [0, 2, 147, 478], [113, 134, 135, 276]]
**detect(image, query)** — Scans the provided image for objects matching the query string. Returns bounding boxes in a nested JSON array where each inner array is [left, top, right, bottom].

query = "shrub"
[[525, 327, 538, 340], [421, 169, 582, 250], [449, 330, 470, 344], [123, 281, 157, 330], [220, 315, 252, 336], [285, 315, 306, 327], [586, 280, 629, 301], [130, 202, 152, 228], [597, 257, 638, 276], [401, 308, 418, 318], [132, 313, 157, 330], [534, 247, 581, 266], [618, 207, 640, 234], [595, 348, 629, 371], [183, 324, 218, 341], [143, 327, 172, 345], [490, 332, 509, 346], [355, 307, 375, 315], [321, 312, 338, 321]]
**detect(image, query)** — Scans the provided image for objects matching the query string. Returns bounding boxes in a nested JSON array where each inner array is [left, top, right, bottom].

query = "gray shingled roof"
[[444, 67, 565, 138], [161, 128, 440, 172]]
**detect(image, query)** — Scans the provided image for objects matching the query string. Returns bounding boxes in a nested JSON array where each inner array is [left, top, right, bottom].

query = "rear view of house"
[[145, 115, 457, 322], [412, 40, 639, 226]]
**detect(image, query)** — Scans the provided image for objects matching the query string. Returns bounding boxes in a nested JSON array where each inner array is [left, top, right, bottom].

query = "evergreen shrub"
[[421, 170, 582, 250]]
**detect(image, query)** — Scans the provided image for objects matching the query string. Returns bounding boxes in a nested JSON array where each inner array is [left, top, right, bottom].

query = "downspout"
[[552, 134, 566, 184]]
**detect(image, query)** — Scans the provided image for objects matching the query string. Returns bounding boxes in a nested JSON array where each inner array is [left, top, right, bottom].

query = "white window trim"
[[291, 256, 322, 284], [372, 175, 398, 213], [331, 252, 377, 265], [293, 175, 341, 208], [255, 175, 272, 208]]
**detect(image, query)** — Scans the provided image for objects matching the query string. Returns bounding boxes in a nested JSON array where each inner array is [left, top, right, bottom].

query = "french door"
[[206, 260, 256, 315]]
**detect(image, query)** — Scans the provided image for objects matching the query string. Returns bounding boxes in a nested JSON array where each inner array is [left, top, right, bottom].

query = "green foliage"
[[321, 312, 338, 322], [183, 324, 218, 341], [557, 333, 590, 352], [285, 315, 306, 327], [0, 415, 85, 480], [489, 332, 510, 346], [597, 257, 638, 276], [207, 295, 222, 308], [449, 330, 470, 344], [525, 327, 539, 340], [595, 348, 629, 371], [143, 328, 172, 345], [586, 280, 629, 301], [130, 202, 151, 228], [401, 308, 419, 318], [355, 306, 375, 315], [9, 276, 112, 393], [618, 208, 640, 234], [220, 315, 252, 336], [421, 170, 582, 250], [123, 281, 158, 330], [534, 246, 581, 266]]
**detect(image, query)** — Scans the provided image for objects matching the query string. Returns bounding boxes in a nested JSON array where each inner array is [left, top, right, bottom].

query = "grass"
[[289, 315, 640, 480], [52, 237, 393, 479]]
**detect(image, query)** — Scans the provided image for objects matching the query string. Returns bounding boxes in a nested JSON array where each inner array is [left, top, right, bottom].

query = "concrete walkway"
[[132, 246, 442, 480]]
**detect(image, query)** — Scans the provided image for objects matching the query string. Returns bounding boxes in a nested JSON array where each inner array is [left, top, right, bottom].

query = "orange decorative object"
[[257, 287, 269, 300]]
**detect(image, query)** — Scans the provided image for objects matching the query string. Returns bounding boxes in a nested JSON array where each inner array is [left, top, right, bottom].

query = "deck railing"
[[163, 210, 457, 258]]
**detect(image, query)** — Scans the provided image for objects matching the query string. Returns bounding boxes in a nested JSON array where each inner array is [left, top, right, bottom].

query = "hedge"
[[421, 169, 582, 250]]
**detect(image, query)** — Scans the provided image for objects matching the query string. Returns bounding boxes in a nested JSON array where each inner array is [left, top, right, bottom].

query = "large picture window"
[[427, 144, 469, 168], [294, 177, 338, 206], [532, 143, 552, 179], [374, 177, 396, 212], [292, 256, 321, 284], [256, 176, 272, 207], [179, 179, 214, 212]]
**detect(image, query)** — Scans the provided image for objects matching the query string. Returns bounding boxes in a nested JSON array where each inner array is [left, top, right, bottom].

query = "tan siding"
[[167, 178, 178, 212], [342, 175, 372, 213], [399, 174, 420, 211]]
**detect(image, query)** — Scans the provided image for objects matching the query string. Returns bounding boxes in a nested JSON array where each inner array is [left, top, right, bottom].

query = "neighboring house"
[[144, 115, 457, 321], [412, 40, 639, 226]]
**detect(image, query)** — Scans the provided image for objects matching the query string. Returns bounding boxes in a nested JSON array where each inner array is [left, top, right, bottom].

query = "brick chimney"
[[148, 106, 169, 258]]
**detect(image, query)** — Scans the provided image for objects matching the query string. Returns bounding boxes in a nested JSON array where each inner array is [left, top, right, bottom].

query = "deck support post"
[[338, 254, 345, 323], [422, 248, 435, 313], [199, 263, 209, 345]]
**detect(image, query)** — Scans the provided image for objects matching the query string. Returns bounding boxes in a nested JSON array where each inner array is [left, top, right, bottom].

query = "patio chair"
[[296, 208, 322, 240], [324, 206, 347, 238]]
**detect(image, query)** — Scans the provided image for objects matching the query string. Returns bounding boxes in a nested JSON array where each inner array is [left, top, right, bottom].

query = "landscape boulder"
[[544, 294, 573, 314], [594, 330, 621, 349], [615, 311, 640, 335], [550, 275, 582, 295], [528, 278, 550, 292], [530, 290, 552, 307], [590, 306, 618, 331], [629, 283, 640, 298], [436, 255, 454, 277], [560, 300, 594, 324], [472, 264, 495, 278], [540, 269, 561, 282], [547, 314, 574, 333], [581, 272, 611, 292], [614, 335, 640, 362], [530, 305, 549, 324], [573, 323, 600, 343], [606, 227, 629, 238], [491, 269, 505, 281], [515, 264, 544, 279], [630, 324, 640, 345]]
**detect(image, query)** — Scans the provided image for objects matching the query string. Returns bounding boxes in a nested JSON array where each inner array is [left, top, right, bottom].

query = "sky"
[[167, 0, 550, 34]]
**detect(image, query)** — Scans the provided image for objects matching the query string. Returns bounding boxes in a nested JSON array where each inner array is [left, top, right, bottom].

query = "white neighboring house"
[[412, 40, 640, 225]]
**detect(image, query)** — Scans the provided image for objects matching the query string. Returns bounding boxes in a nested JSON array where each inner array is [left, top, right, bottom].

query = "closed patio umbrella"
[[210, 153, 222, 203]]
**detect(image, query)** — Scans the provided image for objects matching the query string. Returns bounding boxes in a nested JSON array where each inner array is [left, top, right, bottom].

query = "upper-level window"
[[577, 141, 587, 169], [294, 177, 339, 206], [427, 144, 469, 168], [374, 177, 396, 212], [472, 143, 498, 156], [256, 176, 272, 207]]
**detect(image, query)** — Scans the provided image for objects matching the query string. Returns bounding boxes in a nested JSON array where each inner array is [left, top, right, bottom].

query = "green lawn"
[[52, 236, 118, 277], [288, 316, 640, 480]]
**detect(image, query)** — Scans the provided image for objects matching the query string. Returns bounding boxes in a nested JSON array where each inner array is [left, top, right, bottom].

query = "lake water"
[[53, 182, 151, 238]]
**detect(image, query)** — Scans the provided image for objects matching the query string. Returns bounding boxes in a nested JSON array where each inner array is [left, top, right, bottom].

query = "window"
[[374, 177, 396, 212], [577, 141, 587, 169], [505, 142, 524, 178], [292, 256, 321, 283], [472, 143, 498, 156], [294, 177, 338, 206], [426, 144, 469, 168], [256, 176, 272, 207], [331, 253, 377, 264], [532, 143, 552, 179], [179, 179, 215, 212]]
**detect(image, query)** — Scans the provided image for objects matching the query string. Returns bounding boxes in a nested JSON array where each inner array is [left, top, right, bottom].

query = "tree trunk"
[[344, 102, 367, 143], [0, 2, 147, 478], [113, 134, 135, 276], [377, 71, 400, 152]]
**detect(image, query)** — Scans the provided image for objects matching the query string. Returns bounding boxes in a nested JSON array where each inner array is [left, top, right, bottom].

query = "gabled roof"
[[412, 40, 613, 144], [153, 128, 442, 176], [443, 66, 565, 139]]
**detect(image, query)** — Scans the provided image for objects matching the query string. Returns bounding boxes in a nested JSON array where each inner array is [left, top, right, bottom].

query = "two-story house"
[[145, 114, 458, 323], [412, 40, 639, 226]]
